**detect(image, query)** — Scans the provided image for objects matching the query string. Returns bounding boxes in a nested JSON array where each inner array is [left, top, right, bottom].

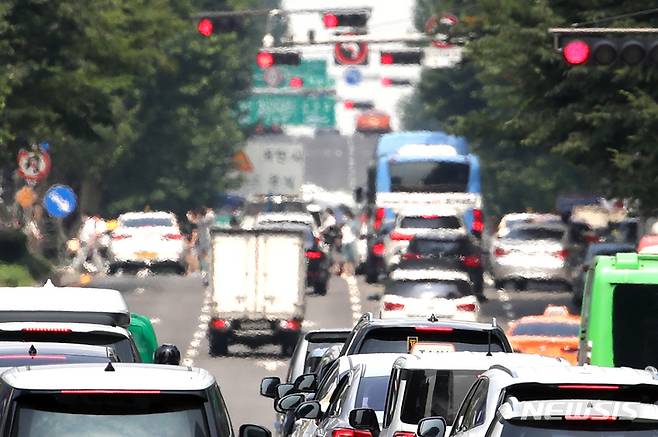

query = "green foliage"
[[407, 0, 658, 214], [0, 263, 33, 287]]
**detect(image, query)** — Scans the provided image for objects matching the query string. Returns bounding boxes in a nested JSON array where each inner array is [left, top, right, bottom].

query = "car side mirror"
[[295, 400, 321, 420], [153, 344, 180, 365], [275, 393, 306, 413], [417, 417, 447, 437], [276, 383, 295, 399], [349, 408, 380, 437], [293, 373, 317, 393], [240, 424, 271, 437], [260, 377, 281, 399]]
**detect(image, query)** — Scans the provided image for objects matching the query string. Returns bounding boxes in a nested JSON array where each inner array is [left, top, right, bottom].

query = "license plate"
[[135, 251, 157, 260], [241, 320, 270, 330]]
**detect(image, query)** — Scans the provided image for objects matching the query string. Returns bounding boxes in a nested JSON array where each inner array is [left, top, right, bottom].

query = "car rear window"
[[494, 419, 658, 437], [384, 280, 466, 298], [408, 238, 467, 255], [121, 217, 174, 227], [613, 284, 658, 368], [401, 216, 461, 229], [11, 393, 209, 437], [0, 354, 114, 367], [400, 369, 480, 424], [357, 327, 507, 354], [355, 375, 390, 411], [505, 227, 564, 241], [511, 322, 579, 337]]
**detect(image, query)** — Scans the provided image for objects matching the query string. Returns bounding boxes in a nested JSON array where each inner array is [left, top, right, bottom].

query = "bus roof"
[[594, 252, 658, 284], [377, 131, 469, 158]]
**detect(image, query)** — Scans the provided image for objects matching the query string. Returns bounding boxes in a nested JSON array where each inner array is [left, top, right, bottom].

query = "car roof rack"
[[358, 313, 373, 325], [646, 366, 658, 380], [488, 364, 518, 378]]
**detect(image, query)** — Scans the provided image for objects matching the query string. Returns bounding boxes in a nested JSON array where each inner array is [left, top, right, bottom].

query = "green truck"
[[578, 252, 658, 368]]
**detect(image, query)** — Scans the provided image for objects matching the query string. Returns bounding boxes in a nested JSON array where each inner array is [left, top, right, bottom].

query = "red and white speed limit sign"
[[425, 14, 459, 48], [17, 149, 51, 182], [334, 41, 368, 65]]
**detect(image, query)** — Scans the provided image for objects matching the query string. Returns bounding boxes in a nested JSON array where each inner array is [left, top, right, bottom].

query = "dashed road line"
[[256, 360, 287, 371], [182, 287, 213, 367], [344, 274, 363, 326], [495, 287, 516, 327]]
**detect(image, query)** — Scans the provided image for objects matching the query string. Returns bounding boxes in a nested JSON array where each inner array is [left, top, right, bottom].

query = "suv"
[[351, 353, 562, 437], [0, 363, 271, 437], [340, 314, 512, 356], [448, 364, 658, 437], [383, 210, 465, 273]]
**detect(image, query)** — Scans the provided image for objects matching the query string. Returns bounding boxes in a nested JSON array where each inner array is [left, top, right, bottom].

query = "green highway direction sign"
[[240, 59, 336, 127]]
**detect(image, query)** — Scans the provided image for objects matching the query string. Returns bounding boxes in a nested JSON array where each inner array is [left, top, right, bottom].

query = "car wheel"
[[208, 331, 229, 357], [314, 281, 327, 296]]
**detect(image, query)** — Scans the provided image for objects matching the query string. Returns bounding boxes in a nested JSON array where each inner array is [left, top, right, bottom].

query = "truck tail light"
[[305, 251, 322, 259], [210, 319, 229, 330], [280, 320, 302, 331]]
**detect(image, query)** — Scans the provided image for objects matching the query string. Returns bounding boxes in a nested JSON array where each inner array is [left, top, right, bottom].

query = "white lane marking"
[[149, 317, 161, 325], [496, 287, 516, 322], [257, 360, 287, 371], [135, 287, 145, 295], [344, 274, 363, 326], [302, 320, 317, 329], [183, 287, 213, 367]]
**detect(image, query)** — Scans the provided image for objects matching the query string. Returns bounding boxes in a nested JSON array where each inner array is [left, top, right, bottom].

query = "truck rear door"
[[211, 232, 258, 314]]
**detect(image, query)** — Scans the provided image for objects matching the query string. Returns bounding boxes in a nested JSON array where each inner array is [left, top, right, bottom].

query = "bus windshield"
[[389, 161, 469, 193]]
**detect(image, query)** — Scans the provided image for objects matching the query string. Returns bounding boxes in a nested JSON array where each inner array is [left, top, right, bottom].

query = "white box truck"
[[207, 228, 306, 356]]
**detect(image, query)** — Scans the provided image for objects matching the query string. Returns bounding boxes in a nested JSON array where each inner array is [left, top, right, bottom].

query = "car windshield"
[[511, 322, 579, 337], [400, 216, 461, 229], [355, 375, 390, 411], [121, 217, 174, 227], [613, 284, 658, 368], [389, 162, 470, 193], [12, 393, 210, 437], [400, 369, 481, 424], [491, 419, 658, 437], [505, 227, 565, 241], [409, 238, 466, 255], [384, 281, 464, 298], [358, 327, 506, 354]]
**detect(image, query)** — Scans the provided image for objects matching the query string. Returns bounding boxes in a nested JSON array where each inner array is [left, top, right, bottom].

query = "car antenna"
[[28, 345, 37, 357], [105, 361, 115, 372], [428, 313, 439, 322], [486, 329, 492, 357]]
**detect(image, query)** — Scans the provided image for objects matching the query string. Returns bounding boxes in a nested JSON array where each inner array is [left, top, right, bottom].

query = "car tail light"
[[210, 319, 229, 330], [333, 429, 372, 437], [421, 215, 439, 219], [280, 320, 302, 331], [383, 301, 405, 311], [564, 415, 616, 421], [61, 390, 161, 394], [554, 249, 569, 260], [111, 234, 130, 240], [402, 252, 420, 260], [472, 208, 484, 234], [163, 233, 183, 240], [393, 432, 416, 437], [305, 251, 322, 259], [22, 328, 72, 333], [415, 326, 454, 332], [390, 231, 413, 241], [456, 303, 477, 312], [374, 208, 385, 230], [494, 247, 508, 257], [557, 385, 619, 390], [461, 255, 481, 268], [372, 243, 385, 257], [561, 345, 577, 352]]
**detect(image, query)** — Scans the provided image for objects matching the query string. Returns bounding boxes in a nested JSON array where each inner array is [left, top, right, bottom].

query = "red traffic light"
[[289, 77, 303, 88], [256, 52, 274, 69], [197, 18, 214, 37], [381, 77, 393, 86], [380, 53, 393, 65], [344, 100, 355, 110], [323, 13, 338, 28], [563, 40, 590, 65]]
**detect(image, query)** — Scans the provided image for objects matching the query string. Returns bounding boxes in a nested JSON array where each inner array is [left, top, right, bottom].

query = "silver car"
[[490, 223, 572, 290]]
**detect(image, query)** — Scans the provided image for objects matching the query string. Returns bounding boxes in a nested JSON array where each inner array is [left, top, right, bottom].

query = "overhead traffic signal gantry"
[[380, 50, 424, 65], [550, 28, 658, 66], [322, 10, 370, 30], [256, 50, 301, 69], [196, 16, 242, 37]]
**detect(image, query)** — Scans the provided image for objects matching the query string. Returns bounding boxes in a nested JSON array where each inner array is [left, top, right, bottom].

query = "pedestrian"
[[188, 206, 215, 285], [320, 208, 340, 272], [71, 212, 104, 273], [340, 210, 359, 276]]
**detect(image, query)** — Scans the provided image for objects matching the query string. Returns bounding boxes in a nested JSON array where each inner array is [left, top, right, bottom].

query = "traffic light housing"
[[256, 50, 301, 69], [558, 35, 658, 66], [196, 16, 242, 37], [322, 11, 369, 29], [380, 50, 424, 65]]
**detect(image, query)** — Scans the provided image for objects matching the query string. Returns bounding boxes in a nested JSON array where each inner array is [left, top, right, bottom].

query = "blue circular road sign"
[[43, 185, 77, 218], [344, 68, 363, 86]]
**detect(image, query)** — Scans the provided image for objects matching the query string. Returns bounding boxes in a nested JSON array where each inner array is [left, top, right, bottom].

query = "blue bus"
[[368, 131, 482, 235]]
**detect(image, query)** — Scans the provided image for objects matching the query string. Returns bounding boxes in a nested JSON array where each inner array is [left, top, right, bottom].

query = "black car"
[[364, 223, 392, 284], [340, 313, 512, 356], [397, 230, 484, 297]]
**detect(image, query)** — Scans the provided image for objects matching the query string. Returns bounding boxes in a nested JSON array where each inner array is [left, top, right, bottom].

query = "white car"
[[380, 269, 478, 321], [356, 352, 566, 437], [108, 211, 186, 274], [254, 212, 320, 236], [0, 285, 140, 362], [0, 363, 270, 437], [383, 209, 466, 272], [449, 362, 658, 437]]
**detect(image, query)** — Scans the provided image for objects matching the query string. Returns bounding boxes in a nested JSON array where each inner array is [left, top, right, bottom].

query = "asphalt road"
[[86, 272, 576, 431]]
